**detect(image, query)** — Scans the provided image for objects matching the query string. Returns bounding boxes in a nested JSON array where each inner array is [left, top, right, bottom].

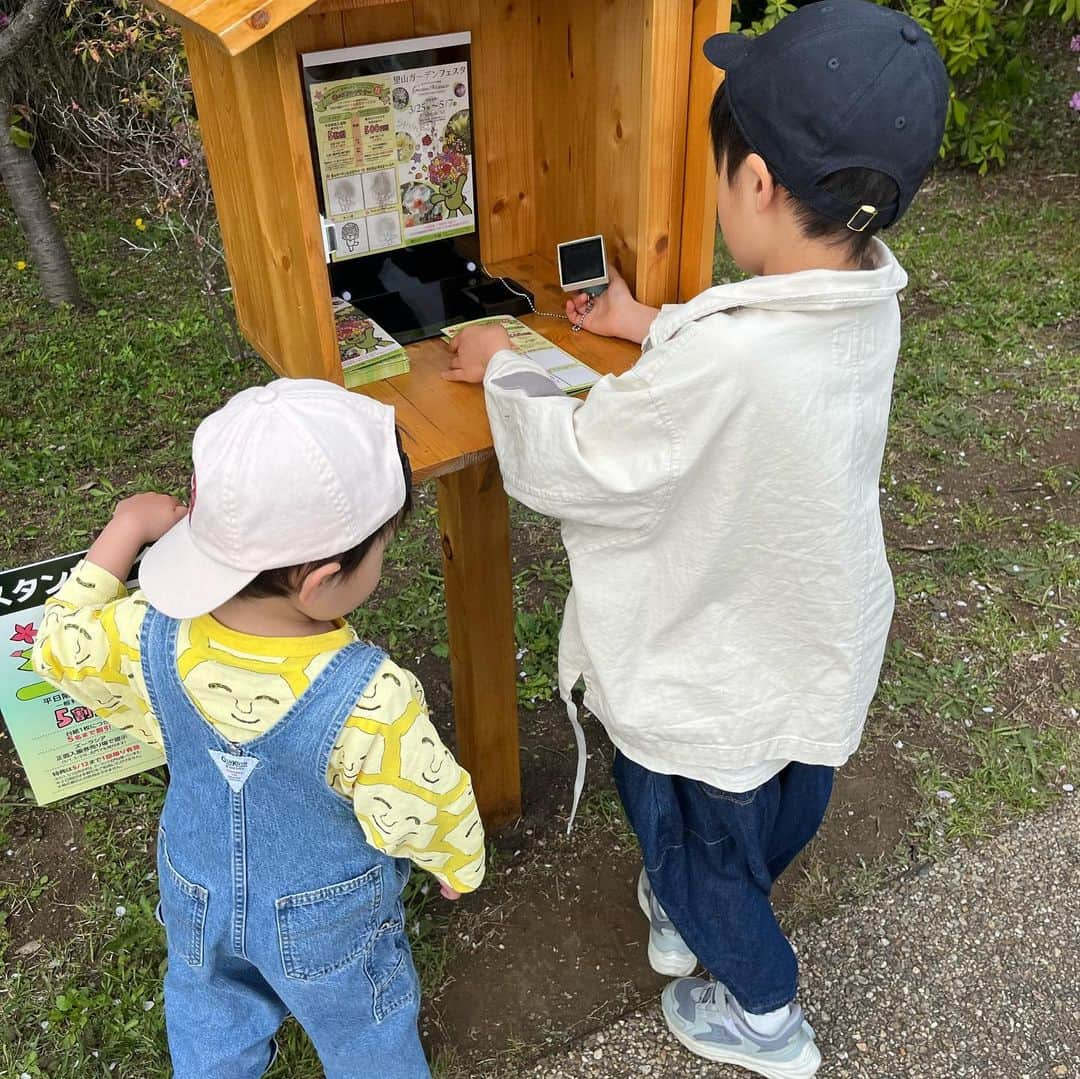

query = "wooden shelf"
[[358, 253, 641, 483]]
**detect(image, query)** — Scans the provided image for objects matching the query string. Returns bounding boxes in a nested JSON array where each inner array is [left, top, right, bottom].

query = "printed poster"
[[304, 32, 476, 262], [0, 552, 165, 805]]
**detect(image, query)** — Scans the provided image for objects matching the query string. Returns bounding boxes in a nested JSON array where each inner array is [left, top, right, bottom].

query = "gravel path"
[[514, 793, 1080, 1078]]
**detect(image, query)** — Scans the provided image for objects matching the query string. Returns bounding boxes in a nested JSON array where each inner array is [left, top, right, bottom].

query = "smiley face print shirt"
[[32, 560, 485, 894]]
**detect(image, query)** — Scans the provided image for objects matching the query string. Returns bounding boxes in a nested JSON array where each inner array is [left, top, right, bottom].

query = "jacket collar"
[[646, 239, 908, 349]]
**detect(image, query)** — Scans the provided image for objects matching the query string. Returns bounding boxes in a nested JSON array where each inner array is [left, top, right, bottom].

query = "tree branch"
[[0, 0, 55, 66]]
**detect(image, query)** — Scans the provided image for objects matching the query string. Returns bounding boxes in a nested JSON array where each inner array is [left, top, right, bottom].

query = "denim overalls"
[[141, 608, 429, 1079]]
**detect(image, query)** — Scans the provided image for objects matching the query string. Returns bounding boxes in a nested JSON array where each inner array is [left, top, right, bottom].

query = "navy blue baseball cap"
[[704, 0, 948, 231]]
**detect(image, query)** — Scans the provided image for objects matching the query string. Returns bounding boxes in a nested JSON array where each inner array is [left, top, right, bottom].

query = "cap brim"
[[138, 516, 257, 619], [703, 32, 752, 72]]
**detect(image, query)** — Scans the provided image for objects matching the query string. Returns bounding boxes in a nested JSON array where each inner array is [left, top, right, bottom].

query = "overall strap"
[[139, 606, 386, 791], [139, 605, 227, 758]]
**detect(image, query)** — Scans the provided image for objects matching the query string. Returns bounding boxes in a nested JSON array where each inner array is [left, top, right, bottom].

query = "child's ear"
[[297, 562, 342, 606], [745, 153, 778, 212]]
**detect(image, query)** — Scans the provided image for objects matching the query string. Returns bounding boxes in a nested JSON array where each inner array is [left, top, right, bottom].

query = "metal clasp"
[[846, 205, 879, 233]]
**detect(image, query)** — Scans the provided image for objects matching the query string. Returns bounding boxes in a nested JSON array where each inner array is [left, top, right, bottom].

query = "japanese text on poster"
[[0, 552, 165, 805]]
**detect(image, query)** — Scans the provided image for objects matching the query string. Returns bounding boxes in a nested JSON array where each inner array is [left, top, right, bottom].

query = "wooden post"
[[634, 0, 694, 307], [436, 457, 522, 827], [677, 0, 731, 301]]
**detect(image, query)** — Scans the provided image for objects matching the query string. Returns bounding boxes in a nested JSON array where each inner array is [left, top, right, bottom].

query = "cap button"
[[253, 386, 278, 405], [901, 24, 919, 43]]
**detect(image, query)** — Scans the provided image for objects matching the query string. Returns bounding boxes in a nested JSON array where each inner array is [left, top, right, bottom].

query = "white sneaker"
[[637, 869, 698, 977], [662, 977, 821, 1079]]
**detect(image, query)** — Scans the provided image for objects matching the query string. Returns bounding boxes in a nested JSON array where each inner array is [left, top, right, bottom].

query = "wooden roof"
[[149, 0, 323, 55]]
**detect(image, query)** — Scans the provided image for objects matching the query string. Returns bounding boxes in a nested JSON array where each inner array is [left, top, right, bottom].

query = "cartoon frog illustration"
[[430, 173, 471, 219], [342, 320, 391, 357]]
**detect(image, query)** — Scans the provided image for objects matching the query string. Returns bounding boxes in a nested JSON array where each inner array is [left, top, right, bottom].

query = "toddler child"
[[34, 379, 484, 1079]]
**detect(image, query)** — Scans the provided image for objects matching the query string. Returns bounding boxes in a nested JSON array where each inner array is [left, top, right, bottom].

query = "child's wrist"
[[621, 300, 659, 343], [106, 511, 155, 549], [85, 516, 148, 581]]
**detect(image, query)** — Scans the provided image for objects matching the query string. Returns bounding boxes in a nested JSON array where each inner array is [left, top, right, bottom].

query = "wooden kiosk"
[[153, 0, 729, 826]]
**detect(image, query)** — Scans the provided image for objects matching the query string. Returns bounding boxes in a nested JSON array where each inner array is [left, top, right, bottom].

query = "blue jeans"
[[613, 751, 834, 1014]]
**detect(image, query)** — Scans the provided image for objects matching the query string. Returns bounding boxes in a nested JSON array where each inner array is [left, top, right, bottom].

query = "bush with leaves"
[[732, 0, 1079, 172], [2, 0, 223, 291]]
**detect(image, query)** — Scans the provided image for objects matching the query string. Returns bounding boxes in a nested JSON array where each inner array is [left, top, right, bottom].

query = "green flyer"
[[0, 552, 165, 805]]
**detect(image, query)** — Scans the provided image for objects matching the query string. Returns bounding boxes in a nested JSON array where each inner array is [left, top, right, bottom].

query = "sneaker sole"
[[663, 1013, 822, 1079], [637, 874, 698, 978]]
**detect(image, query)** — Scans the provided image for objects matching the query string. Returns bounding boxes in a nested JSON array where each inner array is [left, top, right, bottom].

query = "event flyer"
[[332, 297, 410, 387], [0, 552, 165, 805], [442, 316, 601, 394], [305, 33, 476, 262]]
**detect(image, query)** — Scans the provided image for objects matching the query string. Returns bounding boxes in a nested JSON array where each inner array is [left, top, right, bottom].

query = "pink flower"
[[10, 623, 36, 645], [1071, 35, 1080, 53], [178, 157, 190, 167], [1071, 91, 1080, 112]]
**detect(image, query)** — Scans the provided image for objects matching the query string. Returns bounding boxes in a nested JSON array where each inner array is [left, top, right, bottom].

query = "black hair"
[[708, 83, 900, 266], [236, 428, 414, 601]]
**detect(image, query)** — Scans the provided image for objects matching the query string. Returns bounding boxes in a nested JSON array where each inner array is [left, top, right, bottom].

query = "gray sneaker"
[[637, 869, 698, 977], [662, 977, 821, 1078]]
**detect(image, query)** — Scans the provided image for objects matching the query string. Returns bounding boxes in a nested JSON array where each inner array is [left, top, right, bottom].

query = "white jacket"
[[483, 240, 907, 790]]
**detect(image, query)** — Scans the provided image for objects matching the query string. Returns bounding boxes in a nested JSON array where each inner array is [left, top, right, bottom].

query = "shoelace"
[[693, 981, 728, 1013], [696, 985, 817, 1045]]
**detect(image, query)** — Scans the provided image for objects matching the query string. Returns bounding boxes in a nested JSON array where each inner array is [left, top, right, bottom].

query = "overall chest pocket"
[[275, 865, 382, 981], [157, 828, 209, 968]]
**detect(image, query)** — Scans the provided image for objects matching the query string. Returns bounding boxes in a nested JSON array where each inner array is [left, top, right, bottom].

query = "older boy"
[[444, 2, 947, 1075]]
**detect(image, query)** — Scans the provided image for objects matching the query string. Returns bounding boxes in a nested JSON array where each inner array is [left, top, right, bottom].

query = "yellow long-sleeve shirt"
[[32, 561, 484, 894]]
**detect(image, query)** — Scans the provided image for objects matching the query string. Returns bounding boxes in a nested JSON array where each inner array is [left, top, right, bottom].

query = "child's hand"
[[565, 266, 659, 344], [111, 493, 188, 545], [86, 494, 187, 583], [443, 324, 516, 384], [440, 883, 461, 901]]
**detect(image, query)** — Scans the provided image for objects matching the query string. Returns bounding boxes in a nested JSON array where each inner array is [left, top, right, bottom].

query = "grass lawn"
[[1, 27, 1078, 1079]]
